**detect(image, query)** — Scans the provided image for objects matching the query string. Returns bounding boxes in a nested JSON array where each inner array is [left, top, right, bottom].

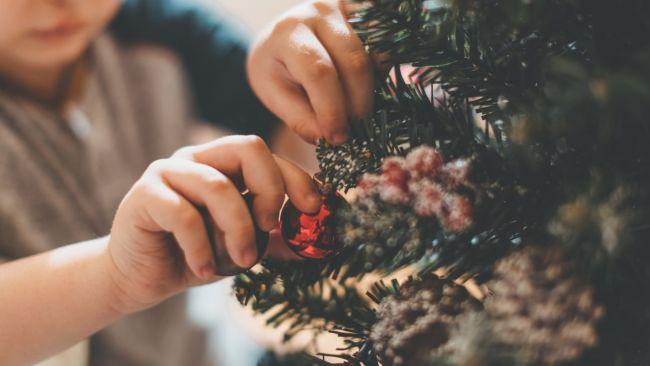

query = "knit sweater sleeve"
[[110, 0, 278, 140]]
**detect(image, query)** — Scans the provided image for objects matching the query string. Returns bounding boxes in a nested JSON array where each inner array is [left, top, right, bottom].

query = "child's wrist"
[[96, 236, 138, 317], [48, 237, 125, 322], [102, 235, 164, 316]]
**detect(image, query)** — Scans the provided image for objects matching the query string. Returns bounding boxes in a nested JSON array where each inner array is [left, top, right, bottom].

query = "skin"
[[248, 0, 375, 144], [0, 0, 373, 364], [0, 136, 322, 366], [0, 0, 120, 102]]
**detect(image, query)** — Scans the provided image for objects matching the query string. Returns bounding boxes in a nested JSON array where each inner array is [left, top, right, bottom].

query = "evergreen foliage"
[[236, 1, 650, 364]]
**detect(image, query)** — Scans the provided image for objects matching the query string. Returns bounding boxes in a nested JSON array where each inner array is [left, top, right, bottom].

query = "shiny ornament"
[[201, 192, 269, 276], [280, 192, 347, 260]]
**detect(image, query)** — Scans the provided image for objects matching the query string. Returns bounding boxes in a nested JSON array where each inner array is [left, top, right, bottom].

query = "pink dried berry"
[[379, 157, 411, 204], [405, 146, 444, 179], [440, 159, 471, 189], [379, 182, 411, 204], [356, 173, 381, 199], [409, 179, 444, 217], [441, 194, 473, 232]]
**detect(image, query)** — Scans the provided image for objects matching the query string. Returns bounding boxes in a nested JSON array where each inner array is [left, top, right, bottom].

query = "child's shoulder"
[[101, 32, 190, 93], [89, 33, 194, 154]]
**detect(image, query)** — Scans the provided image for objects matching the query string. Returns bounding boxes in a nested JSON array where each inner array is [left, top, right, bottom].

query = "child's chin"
[[21, 43, 88, 70]]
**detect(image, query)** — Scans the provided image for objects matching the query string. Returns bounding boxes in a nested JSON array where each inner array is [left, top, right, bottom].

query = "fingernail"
[[242, 247, 259, 268], [307, 193, 322, 213], [265, 214, 278, 230], [310, 177, 323, 194], [199, 263, 216, 280]]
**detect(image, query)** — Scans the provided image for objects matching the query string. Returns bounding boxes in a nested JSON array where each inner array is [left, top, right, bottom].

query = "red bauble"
[[202, 190, 347, 274], [280, 192, 347, 260]]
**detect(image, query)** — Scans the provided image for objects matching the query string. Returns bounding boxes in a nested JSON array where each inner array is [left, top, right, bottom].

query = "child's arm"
[[0, 135, 320, 366], [0, 237, 119, 366], [111, 0, 376, 146]]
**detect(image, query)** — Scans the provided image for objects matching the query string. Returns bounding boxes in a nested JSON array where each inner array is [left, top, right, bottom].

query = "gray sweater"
[[0, 35, 212, 366]]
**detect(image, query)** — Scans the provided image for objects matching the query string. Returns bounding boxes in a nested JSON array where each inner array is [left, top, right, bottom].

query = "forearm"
[[0, 237, 121, 366]]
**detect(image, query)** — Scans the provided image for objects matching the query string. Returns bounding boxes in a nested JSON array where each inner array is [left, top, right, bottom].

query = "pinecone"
[[317, 138, 380, 192], [369, 274, 482, 366], [486, 245, 604, 365]]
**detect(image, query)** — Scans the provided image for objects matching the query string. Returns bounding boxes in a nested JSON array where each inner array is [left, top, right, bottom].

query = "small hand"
[[248, 0, 375, 145], [106, 135, 321, 315]]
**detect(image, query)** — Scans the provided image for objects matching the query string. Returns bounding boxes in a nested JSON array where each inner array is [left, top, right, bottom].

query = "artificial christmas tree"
[[234, 0, 650, 364]]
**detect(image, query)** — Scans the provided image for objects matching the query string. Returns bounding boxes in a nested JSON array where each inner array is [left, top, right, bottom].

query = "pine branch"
[[238, 1, 650, 364], [258, 350, 342, 366], [233, 267, 375, 341], [350, 0, 594, 139], [318, 69, 484, 191], [325, 146, 538, 283]]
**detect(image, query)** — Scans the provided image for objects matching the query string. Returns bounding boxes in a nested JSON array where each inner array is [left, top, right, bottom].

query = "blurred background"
[[186, 2, 320, 366], [204, 0, 302, 31]]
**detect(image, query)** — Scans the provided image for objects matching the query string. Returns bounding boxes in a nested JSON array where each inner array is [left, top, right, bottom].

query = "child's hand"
[[106, 135, 321, 315], [248, 0, 374, 145]]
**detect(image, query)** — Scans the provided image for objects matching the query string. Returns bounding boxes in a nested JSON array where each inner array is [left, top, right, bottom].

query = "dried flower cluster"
[[370, 274, 482, 366], [337, 201, 432, 272], [357, 146, 474, 232], [485, 245, 605, 365]]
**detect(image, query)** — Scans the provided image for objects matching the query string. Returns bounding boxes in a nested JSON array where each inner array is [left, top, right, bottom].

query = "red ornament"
[[280, 192, 347, 260], [202, 186, 348, 274]]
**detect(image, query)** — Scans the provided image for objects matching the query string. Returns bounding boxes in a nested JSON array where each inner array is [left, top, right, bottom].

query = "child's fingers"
[[265, 229, 303, 261], [279, 24, 349, 144], [315, 11, 374, 119], [153, 159, 258, 269], [248, 63, 321, 144], [134, 174, 215, 280], [336, 0, 392, 73], [273, 155, 322, 214], [182, 136, 290, 232]]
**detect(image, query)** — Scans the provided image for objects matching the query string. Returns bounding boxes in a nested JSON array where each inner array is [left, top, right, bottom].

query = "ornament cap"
[[312, 171, 334, 194]]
